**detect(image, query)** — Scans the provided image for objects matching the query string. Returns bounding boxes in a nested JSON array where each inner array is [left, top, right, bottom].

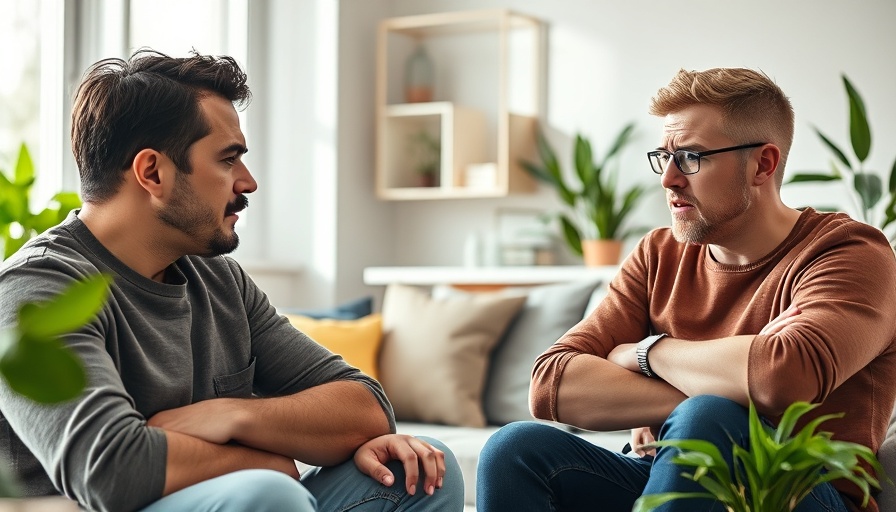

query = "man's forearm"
[[647, 335, 752, 404], [150, 380, 392, 467], [554, 354, 687, 430], [163, 430, 299, 496], [229, 380, 391, 465]]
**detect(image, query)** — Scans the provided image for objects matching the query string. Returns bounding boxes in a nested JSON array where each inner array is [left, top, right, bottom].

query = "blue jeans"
[[141, 436, 464, 511], [477, 395, 850, 511]]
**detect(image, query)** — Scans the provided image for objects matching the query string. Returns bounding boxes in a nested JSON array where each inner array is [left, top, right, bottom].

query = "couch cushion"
[[285, 313, 383, 380], [482, 280, 601, 425], [379, 284, 525, 427]]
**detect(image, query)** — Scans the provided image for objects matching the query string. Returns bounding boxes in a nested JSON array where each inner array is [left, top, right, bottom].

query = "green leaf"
[[559, 215, 582, 256], [854, 172, 883, 212], [0, 334, 86, 404], [774, 401, 818, 442], [3, 233, 29, 260], [520, 160, 556, 185], [17, 274, 112, 339], [889, 156, 896, 195], [601, 122, 636, 165], [574, 134, 594, 187], [27, 208, 59, 234], [843, 75, 871, 163], [813, 127, 852, 170], [50, 192, 82, 222], [633, 492, 716, 512], [785, 173, 842, 184], [13, 144, 34, 185]]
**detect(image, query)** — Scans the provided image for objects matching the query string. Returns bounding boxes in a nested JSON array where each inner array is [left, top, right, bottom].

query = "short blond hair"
[[650, 68, 795, 187]]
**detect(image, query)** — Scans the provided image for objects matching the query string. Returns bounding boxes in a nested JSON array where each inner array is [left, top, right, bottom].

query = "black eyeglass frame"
[[647, 142, 767, 175]]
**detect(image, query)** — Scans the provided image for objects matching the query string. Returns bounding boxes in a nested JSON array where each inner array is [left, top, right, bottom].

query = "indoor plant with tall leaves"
[[521, 123, 650, 266], [633, 401, 884, 512], [0, 143, 81, 259], [786, 74, 896, 241]]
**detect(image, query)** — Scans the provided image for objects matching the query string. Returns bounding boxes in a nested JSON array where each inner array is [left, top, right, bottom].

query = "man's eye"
[[681, 151, 700, 162]]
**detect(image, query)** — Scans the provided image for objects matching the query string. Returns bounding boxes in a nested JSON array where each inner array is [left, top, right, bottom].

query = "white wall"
[[370, 0, 896, 265], [251, 0, 896, 307]]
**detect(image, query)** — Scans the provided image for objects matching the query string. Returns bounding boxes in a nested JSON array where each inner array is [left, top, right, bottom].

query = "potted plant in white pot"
[[521, 123, 652, 266]]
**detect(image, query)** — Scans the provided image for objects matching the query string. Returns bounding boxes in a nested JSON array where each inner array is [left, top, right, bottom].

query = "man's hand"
[[148, 399, 244, 445], [353, 434, 446, 496], [630, 426, 657, 457], [607, 343, 639, 373]]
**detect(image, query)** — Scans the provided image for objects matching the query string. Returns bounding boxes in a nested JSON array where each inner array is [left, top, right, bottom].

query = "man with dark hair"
[[477, 68, 896, 511], [0, 49, 463, 512]]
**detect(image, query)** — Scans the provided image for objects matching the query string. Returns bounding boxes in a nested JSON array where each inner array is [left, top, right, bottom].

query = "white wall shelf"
[[375, 9, 543, 200]]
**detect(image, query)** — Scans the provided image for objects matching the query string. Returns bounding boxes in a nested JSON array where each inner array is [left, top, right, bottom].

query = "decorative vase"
[[581, 239, 623, 266], [404, 44, 434, 103]]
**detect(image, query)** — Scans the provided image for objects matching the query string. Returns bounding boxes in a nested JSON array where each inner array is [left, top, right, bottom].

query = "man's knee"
[[671, 395, 745, 420], [481, 421, 566, 466], [220, 470, 315, 511], [661, 395, 750, 443]]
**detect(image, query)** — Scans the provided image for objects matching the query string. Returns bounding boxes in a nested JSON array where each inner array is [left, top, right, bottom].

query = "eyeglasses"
[[647, 142, 767, 175]]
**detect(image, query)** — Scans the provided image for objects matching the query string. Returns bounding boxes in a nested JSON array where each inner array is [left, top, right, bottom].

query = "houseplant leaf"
[[854, 173, 883, 213], [559, 215, 583, 256], [574, 134, 594, 189], [601, 122, 636, 166], [13, 144, 34, 185], [0, 333, 86, 404], [813, 127, 852, 171], [843, 75, 871, 163], [786, 173, 842, 184], [17, 274, 112, 339]]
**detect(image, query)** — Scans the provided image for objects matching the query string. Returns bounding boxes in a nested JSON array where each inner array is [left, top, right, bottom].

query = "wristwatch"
[[636, 333, 668, 378]]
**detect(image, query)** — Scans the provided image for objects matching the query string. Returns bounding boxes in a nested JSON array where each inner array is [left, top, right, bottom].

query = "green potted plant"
[[633, 401, 884, 512], [785, 74, 896, 242], [0, 143, 81, 259], [408, 130, 441, 188], [521, 123, 650, 266]]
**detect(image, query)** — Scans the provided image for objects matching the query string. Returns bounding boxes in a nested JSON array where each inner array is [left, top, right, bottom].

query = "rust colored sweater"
[[531, 209, 896, 510]]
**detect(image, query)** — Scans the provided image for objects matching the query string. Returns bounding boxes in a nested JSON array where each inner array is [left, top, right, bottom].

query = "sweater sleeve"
[[748, 222, 896, 415], [224, 258, 397, 433], [0, 261, 167, 512], [530, 235, 654, 421]]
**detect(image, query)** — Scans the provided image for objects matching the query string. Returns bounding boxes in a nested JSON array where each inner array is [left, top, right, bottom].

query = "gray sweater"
[[0, 212, 395, 512]]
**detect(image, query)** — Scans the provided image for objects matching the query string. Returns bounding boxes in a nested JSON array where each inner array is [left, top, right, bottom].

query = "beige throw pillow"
[[379, 284, 526, 427]]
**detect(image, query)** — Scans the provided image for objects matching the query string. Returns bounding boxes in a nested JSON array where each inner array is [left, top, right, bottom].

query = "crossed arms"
[[530, 228, 896, 436]]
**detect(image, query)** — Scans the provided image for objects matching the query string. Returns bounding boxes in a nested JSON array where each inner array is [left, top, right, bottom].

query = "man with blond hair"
[[477, 68, 896, 511]]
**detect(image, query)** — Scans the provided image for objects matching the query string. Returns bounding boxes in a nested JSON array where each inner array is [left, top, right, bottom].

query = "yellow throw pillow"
[[285, 313, 383, 380]]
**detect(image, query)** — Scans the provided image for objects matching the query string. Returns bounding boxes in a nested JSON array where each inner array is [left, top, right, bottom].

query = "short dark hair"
[[71, 48, 251, 202]]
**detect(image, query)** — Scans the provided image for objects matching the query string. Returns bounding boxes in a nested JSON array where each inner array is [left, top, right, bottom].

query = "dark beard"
[[157, 176, 244, 257]]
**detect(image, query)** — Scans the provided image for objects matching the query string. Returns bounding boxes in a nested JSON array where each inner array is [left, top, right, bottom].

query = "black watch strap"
[[636, 333, 668, 378]]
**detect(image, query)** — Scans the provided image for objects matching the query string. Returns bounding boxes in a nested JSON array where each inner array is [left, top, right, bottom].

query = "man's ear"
[[131, 149, 171, 198], [752, 144, 781, 186]]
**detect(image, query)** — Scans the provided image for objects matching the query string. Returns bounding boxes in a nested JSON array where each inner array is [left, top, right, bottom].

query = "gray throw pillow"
[[483, 280, 602, 425]]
